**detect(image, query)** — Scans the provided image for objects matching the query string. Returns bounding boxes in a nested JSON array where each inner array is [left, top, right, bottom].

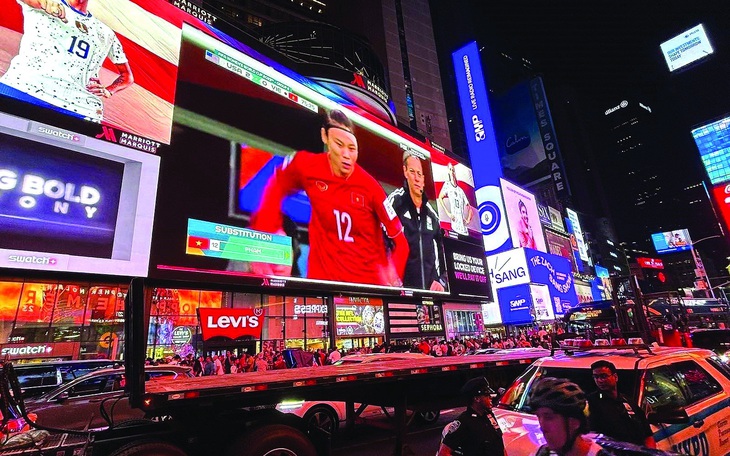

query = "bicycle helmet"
[[527, 377, 589, 430]]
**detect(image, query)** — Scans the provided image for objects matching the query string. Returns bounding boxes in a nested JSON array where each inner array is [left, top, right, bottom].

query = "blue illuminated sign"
[[692, 117, 730, 185], [451, 41, 511, 255], [525, 248, 578, 317], [0, 134, 123, 250], [497, 284, 533, 325]]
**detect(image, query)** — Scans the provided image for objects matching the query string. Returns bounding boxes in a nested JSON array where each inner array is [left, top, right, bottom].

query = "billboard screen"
[[565, 208, 589, 262], [149, 24, 455, 295], [334, 296, 384, 337], [0, 0, 194, 145], [500, 178, 547, 252], [0, 112, 159, 276], [651, 229, 692, 254], [429, 153, 480, 240], [544, 230, 577, 272], [451, 41, 511, 255], [692, 116, 730, 185], [525, 248, 578, 317], [711, 183, 730, 236], [660, 24, 713, 72]]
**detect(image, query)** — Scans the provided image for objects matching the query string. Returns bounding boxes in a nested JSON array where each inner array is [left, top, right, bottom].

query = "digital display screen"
[[0, 0, 191, 145], [429, 152, 481, 240], [334, 296, 384, 336], [386, 301, 444, 336], [0, 112, 160, 276], [651, 229, 692, 254], [660, 24, 713, 72], [500, 178, 547, 252], [692, 116, 730, 185], [147, 24, 480, 296]]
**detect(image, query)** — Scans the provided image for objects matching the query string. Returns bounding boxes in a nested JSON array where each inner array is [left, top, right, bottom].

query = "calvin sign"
[[198, 308, 264, 341]]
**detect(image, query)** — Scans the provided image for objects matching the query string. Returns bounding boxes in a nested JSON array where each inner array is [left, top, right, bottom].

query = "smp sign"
[[198, 308, 264, 340]]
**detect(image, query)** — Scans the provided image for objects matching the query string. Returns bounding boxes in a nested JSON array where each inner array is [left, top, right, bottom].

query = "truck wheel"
[[225, 424, 317, 456], [416, 410, 441, 424], [302, 405, 339, 435], [109, 440, 187, 456]]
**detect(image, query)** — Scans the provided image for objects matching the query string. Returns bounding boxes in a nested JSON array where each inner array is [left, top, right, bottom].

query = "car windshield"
[[498, 365, 638, 412]]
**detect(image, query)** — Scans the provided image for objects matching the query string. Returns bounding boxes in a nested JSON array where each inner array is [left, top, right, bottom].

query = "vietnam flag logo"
[[187, 236, 210, 250]]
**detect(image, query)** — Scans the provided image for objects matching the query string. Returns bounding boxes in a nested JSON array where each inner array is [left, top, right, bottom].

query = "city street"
[[331, 408, 462, 456]]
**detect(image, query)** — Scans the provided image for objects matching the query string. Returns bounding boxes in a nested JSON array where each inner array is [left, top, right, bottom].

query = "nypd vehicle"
[[493, 344, 730, 456]]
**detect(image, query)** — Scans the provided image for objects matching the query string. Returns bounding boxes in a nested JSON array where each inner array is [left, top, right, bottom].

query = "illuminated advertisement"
[[524, 248, 578, 317], [530, 284, 555, 321], [692, 116, 730, 185], [712, 183, 730, 235], [451, 41, 510, 254], [0, 0, 197, 146], [386, 300, 444, 336], [549, 206, 565, 232], [429, 153, 480, 240], [544, 230, 577, 272], [565, 208, 589, 262], [198, 307, 263, 340], [500, 178, 547, 252], [149, 24, 456, 295], [334, 297, 384, 337], [636, 257, 665, 269], [443, 238, 491, 300], [497, 284, 531, 325], [660, 24, 714, 72], [651, 229, 692, 254], [0, 113, 160, 276]]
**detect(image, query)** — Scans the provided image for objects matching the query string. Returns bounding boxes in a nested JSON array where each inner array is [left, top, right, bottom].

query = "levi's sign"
[[198, 308, 264, 341]]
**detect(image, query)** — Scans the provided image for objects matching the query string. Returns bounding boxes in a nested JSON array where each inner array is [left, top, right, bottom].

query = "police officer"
[[587, 360, 656, 448], [387, 151, 447, 291], [437, 377, 505, 456]]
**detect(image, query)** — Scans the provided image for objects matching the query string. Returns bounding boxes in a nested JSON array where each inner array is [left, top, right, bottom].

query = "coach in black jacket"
[[387, 152, 447, 291]]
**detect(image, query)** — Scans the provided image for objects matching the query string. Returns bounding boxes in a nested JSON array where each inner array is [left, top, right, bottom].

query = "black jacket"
[[387, 183, 446, 289], [440, 407, 504, 456]]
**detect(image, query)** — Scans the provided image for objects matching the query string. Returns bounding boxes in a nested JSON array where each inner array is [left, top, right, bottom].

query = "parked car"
[[11, 359, 122, 398], [24, 365, 193, 431], [493, 344, 730, 455], [690, 328, 730, 360], [277, 352, 437, 433]]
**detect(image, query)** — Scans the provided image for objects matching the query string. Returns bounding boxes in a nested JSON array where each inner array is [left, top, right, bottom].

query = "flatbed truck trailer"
[[3, 278, 544, 456]]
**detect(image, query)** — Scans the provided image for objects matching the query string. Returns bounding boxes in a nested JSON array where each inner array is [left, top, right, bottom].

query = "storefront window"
[[0, 281, 22, 343]]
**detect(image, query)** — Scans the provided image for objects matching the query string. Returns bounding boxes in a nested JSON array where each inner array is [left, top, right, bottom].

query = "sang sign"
[[198, 308, 264, 341]]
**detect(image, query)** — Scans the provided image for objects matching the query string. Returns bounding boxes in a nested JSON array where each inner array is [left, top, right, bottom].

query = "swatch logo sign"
[[35, 126, 80, 142], [198, 308, 264, 340]]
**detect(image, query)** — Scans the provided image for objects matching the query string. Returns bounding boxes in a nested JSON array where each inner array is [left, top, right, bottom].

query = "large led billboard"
[[500, 178, 547, 252], [651, 229, 692, 254], [711, 184, 730, 236], [565, 208, 589, 262], [660, 24, 713, 72], [692, 116, 730, 185], [148, 24, 478, 296], [0, 112, 160, 276], [429, 153, 480, 240], [0, 0, 192, 145], [451, 41, 511, 255]]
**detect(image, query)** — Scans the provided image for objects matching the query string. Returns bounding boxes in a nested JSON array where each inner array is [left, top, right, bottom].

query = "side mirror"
[[647, 406, 689, 424], [493, 387, 506, 402], [55, 392, 70, 403]]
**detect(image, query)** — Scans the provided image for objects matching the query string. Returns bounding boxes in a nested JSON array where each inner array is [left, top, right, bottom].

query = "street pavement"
[[331, 408, 462, 456]]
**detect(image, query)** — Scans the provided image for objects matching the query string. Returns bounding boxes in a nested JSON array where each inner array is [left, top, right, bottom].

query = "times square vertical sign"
[[452, 42, 512, 255]]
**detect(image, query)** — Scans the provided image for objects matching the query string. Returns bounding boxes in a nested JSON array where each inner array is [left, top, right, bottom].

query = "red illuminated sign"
[[198, 308, 264, 341], [712, 184, 730, 235], [636, 257, 664, 269], [0, 342, 78, 360]]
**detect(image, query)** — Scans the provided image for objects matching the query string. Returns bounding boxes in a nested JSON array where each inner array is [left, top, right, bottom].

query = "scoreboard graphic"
[[186, 218, 292, 266]]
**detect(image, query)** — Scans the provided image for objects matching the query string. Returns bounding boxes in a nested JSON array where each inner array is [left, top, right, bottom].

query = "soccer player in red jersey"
[[250, 109, 409, 286]]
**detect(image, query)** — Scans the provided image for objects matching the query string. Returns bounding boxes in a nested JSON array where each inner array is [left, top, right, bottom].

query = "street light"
[[690, 235, 723, 299]]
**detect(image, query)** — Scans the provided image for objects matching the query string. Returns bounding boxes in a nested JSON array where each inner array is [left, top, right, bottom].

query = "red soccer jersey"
[[251, 151, 403, 285]]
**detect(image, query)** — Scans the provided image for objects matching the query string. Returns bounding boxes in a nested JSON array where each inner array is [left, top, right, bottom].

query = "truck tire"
[[225, 424, 317, 456], [109, 440, 187, 456], [302, 405, 339, 435]]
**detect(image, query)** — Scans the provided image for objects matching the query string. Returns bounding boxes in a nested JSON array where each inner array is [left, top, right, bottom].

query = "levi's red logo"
[[198, 308, 264, 341]]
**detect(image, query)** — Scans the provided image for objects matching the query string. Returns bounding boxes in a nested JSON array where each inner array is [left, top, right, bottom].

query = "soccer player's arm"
[[20, 0, 67, 22], [437, 186, 452, 220], [462, 190, 474, 225], [249, 154, 302, 275], [376, 191, 409, 283], [88, 37, 134, 98]]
